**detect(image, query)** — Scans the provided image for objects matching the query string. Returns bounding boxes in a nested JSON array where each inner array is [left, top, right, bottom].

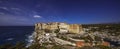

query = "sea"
[[0, 26, 34, 45]]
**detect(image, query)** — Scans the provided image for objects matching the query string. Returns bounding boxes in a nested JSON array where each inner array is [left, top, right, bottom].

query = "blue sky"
[[0, 0, 120, 26]]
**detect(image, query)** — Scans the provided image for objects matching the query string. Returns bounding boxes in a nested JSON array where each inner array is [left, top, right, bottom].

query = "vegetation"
[[94, 45, 112, 49], [0, 42, 66, 49], [44, 29, 52, 33], [76, 45, 112, 49], [0, 42, 26, 49], [82, 24, 120, 36], [0, 42, 119, 49], [51, 45, 66, 49], [28, 43, 46, 49], [54, 29, 59, 33]]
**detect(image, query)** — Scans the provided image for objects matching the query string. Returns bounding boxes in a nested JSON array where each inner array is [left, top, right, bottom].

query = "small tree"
[[54, 29, 60, 33]]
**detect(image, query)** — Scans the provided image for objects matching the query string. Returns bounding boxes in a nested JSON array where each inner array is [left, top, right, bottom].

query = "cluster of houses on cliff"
[[35, 22, 83, 34]]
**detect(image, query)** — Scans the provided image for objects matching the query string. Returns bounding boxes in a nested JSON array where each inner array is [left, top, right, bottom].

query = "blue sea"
[[0, 26, 34, 45]]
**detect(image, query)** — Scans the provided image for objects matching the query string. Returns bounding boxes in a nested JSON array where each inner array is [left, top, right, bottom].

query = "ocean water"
[[0, 26, 34, 45]]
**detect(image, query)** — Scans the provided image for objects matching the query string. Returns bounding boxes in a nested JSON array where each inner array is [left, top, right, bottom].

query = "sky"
[[0, 0, 120, 26]]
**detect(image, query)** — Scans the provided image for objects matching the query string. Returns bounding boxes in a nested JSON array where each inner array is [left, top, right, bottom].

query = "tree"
[[54, 29, 60, 33]]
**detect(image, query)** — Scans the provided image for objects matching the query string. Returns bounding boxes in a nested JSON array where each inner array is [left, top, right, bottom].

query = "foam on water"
[[6, 38, 14, 41], [26, 32, 36, 47]]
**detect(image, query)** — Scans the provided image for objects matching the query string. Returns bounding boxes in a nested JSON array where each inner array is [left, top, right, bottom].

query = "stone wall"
[[68, 24, 80, 33], [35, 22, 83, 34]]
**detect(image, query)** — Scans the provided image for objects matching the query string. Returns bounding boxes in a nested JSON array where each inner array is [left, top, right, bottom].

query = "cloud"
[[0, 14, 33, 26], [0, 7, 9, 10], [0, 12, 5, 15], [33, 15, 42, 18], [0, 1, 2, 3], [0, 15, 28, 22], [10, 7, 21, 11]]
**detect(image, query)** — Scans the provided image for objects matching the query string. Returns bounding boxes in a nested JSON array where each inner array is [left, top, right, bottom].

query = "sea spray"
[[26, 32, 36, 47]]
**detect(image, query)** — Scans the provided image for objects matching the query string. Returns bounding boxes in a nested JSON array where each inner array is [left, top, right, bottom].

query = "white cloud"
[[33, 15, 42, 18]]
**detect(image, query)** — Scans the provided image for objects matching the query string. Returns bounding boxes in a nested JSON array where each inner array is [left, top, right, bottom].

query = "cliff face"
[[35, 22, 83, 34]]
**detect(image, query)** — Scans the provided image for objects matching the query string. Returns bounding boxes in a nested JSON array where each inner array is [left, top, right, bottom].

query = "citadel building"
[[35, 22, 83, 34]]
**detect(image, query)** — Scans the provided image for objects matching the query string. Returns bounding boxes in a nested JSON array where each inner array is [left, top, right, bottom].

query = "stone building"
[[59, 23, 69, 33], [35, 22, 83, 34], [69, 24, 80, 34]]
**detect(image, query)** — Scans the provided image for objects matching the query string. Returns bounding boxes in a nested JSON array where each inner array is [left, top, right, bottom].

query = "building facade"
[[35, 22, 83, 34]]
